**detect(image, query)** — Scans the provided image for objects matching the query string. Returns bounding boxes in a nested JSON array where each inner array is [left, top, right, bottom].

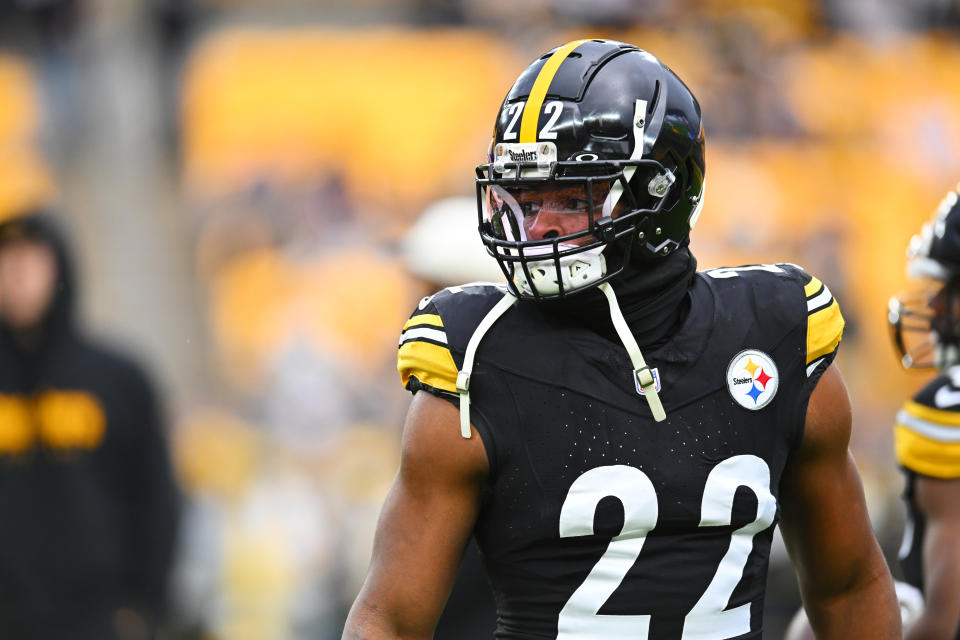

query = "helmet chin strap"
[[454, 282, 666, 441], [598, 282, 667, 422], [604, 98, 647, 217], [456, 291, 519, 438]]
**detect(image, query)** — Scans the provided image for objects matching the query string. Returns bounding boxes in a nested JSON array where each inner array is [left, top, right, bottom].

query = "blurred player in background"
[[887, 183, 960, 639], [0, 209, 180, 640], [345, 39, 898, 639]]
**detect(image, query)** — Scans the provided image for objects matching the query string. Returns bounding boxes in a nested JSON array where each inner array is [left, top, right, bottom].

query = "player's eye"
[[520, 201, 541, 217], [566, 198, 591, 211]]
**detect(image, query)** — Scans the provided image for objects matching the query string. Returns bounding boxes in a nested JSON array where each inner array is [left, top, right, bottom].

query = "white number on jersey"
[[558, 455, 776, 640], [681, 455, 776, 639], [558, 466, 658, 639], [704, 264, 785, 279]]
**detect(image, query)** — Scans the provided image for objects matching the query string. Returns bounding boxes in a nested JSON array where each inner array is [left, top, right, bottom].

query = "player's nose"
[[526, 207, 568, 240]]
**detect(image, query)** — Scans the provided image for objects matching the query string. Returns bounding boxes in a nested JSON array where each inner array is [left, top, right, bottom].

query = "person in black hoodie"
[[0, 210, 180, 639]]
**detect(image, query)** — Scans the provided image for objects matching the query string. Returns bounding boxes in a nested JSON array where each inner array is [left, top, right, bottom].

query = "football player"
[[344, 39, 899, 639], [888, 183, 960, 639]]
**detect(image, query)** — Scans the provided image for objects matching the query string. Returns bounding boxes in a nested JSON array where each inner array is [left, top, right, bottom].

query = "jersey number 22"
[[558, 455, 776, 640]]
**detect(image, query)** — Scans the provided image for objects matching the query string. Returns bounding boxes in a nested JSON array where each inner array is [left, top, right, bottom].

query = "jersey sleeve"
[[772, 264, 845, 382], [895, 374, 960, 478], [397, 298, 460, 399], [800, 271, 845, 374], [396, 284, 508, 400]]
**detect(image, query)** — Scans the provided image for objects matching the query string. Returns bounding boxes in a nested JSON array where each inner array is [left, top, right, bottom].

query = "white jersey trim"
[[897, 409, 960, 443], [398, 327, 448, 347]]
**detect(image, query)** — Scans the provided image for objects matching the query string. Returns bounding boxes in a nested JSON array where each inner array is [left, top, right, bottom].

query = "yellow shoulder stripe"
[[804, 276, 823, 297], [403, 314, 443, 331], [806, 299, 844, 364], [398, 340, 458, 394], [519, 39, 590, 143], [895, 424, 960, 478], [902, 400, 960, 426]]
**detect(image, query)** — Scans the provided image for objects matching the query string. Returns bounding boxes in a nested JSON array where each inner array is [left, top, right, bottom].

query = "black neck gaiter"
[[540, 247, 698, 349]]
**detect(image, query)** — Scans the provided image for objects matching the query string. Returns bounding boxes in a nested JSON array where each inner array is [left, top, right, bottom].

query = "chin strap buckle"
[[457, 391, 471, 439], [634, 366, 655, 391], [456, 372, 470, 394], [599, 282, 667, 423], [456, 372, 472, 439]]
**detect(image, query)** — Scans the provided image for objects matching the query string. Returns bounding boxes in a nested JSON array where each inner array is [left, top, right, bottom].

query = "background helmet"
[[889, 184, 960, 369], [475, 39, 705, 300]]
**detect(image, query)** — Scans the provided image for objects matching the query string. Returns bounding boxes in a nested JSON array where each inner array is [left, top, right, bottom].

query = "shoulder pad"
[[397, 283, 509, 396], [795, 267, 844, 369], [896, 372, 960, 478], [771, 263, 845, 369], [704, 263, 845, 371]]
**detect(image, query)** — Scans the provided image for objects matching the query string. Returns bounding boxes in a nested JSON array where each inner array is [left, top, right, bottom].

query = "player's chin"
[[784, 607, 817, 640]]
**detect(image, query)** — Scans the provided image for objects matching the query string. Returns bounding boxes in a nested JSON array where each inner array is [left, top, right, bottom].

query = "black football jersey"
[[895, 368, 960, 639], [397, 264, 844, 640]]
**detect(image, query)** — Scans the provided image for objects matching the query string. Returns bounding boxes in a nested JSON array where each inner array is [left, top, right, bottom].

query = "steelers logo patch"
[[726, 349, 779, 410]]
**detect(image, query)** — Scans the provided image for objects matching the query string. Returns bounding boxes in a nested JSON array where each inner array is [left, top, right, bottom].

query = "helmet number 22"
[[557, 456, 777, 640], [502, 101, 564, 141]]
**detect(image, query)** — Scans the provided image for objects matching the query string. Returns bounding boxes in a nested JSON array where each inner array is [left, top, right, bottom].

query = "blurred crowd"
[[3, 0, 960, 637]]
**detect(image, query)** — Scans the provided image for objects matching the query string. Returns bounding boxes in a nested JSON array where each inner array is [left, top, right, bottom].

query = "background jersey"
[[398, 264, 843, 640], [896, 367, 960, 640]]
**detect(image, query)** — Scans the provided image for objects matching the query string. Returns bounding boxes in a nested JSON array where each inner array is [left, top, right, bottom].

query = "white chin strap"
[[598, 282, 667, 422], [453, 280, 666, 441], [456, 292, 518, 438], [514, 246, 606, 296]]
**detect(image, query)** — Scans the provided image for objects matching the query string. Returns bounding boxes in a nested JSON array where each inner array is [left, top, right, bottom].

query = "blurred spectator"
[[822, 0, 960, 32], [0, 210, 180, 639], [0, 0, 81, 53]]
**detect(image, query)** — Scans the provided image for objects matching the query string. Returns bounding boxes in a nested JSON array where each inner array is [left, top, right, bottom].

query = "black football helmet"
[[889, 184, 960, 369], [475, 39, 705, 300]]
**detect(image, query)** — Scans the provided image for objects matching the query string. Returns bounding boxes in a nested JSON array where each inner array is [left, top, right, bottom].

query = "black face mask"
[[538, 245, 697, 348]]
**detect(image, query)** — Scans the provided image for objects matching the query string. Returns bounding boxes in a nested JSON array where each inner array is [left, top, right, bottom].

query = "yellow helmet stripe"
[[519, 39, 590, 143]]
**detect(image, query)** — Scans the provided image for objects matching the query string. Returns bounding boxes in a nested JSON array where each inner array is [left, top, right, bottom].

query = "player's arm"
[[904, 475, 960, 640], [342, 391, 489, 640], [779, 364, 901, 639]]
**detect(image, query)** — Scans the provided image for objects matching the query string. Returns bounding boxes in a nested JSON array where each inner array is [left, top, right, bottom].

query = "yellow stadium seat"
[[181, 28, 521, 217]]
